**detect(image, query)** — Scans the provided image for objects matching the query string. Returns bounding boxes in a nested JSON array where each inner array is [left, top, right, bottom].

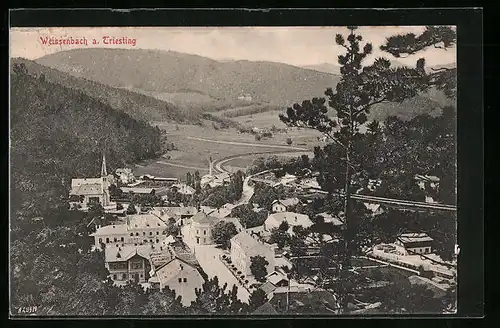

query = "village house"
[[171, 183, 196, 195], [140, 175, 178, 185], [182, 210, 245, 246], [253, 288, 338, 314], [151, 206, 198, 226], [317, 212, 344, 226], [205, 207, 232, 219], [91, 213, 168, 248], [264, 212, 313, 234], [105, 244, 153, 284], [201, 172, 231, 188], [152, 257, 206, 306], [414, 175, 441, 203], [230, 231, 275, 277], [69, 154, 114, 207], [395, 232, 434, 255], [121, 187, 156, 195], [271, 198, 300, 213], [363, 203, 385, 216], [187, 212, 215, 245], [115, 168, 136, 185]]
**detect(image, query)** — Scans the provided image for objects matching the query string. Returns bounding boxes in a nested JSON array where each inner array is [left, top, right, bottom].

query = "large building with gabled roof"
[[230, 231, 275, 277], [69, 153, 115, 207]]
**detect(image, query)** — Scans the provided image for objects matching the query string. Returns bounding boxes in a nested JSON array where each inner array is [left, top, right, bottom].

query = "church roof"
[[70, 183, 104, 195]]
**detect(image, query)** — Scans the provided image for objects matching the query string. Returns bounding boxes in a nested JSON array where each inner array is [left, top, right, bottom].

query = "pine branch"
[[352, 97, 388, 118]]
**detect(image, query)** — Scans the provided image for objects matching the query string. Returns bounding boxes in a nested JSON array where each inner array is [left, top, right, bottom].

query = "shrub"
[[245, 280, 249, 284], [237, 271, 242, 275], [286, 138, 292, 145], [255, 134, 261, 141], [240, 275, 245, 279]]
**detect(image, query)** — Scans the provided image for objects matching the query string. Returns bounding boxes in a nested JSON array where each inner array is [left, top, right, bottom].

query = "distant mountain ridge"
[[34, 48, 455, 122], [36, 48, 341, 107]]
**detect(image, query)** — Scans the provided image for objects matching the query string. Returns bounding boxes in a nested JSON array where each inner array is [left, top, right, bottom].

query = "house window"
[[113, 274, 117, 280], [143, 232, 146, 236], [178, 278, 182, 283], [98, 238, 102, 244], [130, 233, 133, 236], [134, 243, 137, 246], [149, 232, 152, 236], [426, 247, 430, 253], [183, 278, 187, 283], [162, 231, 166, 235], [196, 230, 199, 235], [114, 237, 117, 242], [122, 273, 127, 280], [156, 239, 159, 243], [136, 233, 139, 236], [106, 238, 110, 243], [203, 238, 206, 243], [120, 237, 124, 242], [203, 230, 206, 235], [156, 231, 159, 235], [131, 261, 143, 270], [140, 274, 143, 278]]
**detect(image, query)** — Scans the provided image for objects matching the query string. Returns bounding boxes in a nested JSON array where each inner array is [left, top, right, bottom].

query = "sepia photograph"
[[10, 23, 459, 317]]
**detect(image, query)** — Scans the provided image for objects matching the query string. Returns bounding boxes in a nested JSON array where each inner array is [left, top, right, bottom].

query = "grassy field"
[[134, 122, 319, 179], [222, 151, 315, 170]]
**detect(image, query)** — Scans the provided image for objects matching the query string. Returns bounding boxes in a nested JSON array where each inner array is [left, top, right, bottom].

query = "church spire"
[[101, 152, 108, 177]]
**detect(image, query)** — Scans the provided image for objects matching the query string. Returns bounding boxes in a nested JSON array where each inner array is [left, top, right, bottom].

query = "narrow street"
[[181, 225, 250, 303]]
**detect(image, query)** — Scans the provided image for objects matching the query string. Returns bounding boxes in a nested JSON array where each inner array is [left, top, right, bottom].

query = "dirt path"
[[156, 161, 208, 171], [186, 136, 308, 151]]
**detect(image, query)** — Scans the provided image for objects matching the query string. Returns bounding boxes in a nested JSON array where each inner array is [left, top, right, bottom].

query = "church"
[[69, 154, 115, 208]]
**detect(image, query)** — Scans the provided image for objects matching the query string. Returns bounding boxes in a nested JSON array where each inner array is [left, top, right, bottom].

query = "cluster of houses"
[[72, 155, 450, 311]]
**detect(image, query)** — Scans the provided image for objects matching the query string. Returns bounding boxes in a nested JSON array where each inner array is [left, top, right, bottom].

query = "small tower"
[[208, 156, 213, 176]]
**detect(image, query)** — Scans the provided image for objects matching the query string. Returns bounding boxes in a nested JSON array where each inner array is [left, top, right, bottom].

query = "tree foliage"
[[230, 204, 267, 229], [380, 26, 456, 99], [250, 255, 269, 282], [248, 288, 268, 312], [212, 221, 238, 249]]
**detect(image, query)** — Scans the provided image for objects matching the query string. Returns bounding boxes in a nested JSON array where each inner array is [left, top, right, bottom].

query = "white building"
[[264, 212, 313, 233], [171, 183, 196, 195], [153, 258, 205, 306], [395, 232, 434, 255], [91, 214, 168, 248], [271, 198, 300, 213], [70, 154, 114, 207], [115, 168, 136, 185], [230, 231, 275, 277]]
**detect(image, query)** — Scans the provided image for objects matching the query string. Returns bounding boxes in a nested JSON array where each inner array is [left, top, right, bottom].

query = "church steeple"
[[101, 152, 108, 177]]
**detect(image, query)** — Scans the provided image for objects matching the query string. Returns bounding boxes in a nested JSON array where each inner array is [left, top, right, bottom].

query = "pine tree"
[[279, 26, 436, 312]]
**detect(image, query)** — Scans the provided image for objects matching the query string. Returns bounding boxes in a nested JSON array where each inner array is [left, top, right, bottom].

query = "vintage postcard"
[[10, 24, 458, 317]]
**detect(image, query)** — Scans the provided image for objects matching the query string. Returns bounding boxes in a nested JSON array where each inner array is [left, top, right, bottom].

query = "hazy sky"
[[10, 26, 456, 67]]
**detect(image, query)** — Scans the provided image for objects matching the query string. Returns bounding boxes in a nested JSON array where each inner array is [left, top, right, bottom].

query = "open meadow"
[[133, 121, 320, 179]]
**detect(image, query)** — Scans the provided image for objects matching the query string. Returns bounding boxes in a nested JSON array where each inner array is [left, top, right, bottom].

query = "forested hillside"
[[10, 64, 163, 218], [12, 58, 191, 122]]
